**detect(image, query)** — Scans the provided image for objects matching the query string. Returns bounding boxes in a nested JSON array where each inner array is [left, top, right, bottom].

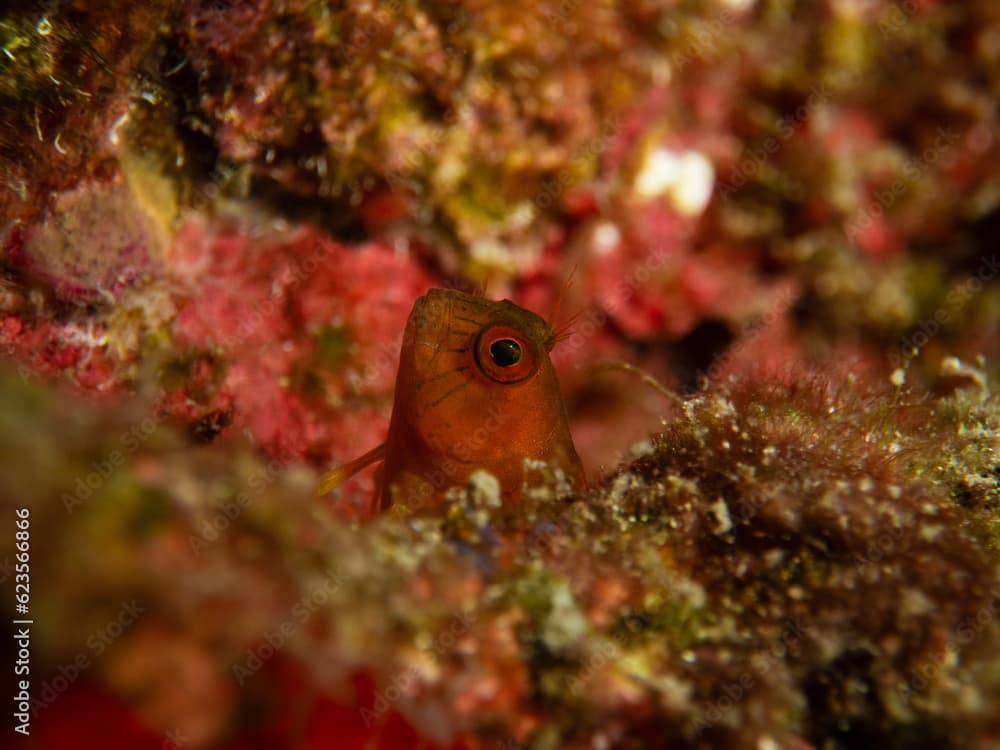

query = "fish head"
[[384, 287, 581, 505]]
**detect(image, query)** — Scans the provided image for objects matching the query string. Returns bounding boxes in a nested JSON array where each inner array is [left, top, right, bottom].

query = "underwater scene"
[[1, 0, 999, 748]]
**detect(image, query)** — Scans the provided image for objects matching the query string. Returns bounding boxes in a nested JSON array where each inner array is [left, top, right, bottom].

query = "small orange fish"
[[318, 288, 583, 514]]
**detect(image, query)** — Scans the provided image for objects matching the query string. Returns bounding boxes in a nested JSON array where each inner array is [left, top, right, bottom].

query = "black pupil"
[[489, 339, 522, 367]]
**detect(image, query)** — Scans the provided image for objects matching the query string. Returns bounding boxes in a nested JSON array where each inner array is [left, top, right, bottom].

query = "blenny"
[[318, 288, 583, 514]]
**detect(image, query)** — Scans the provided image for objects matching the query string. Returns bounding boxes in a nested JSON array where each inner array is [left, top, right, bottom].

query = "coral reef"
[[1, 0, 1000, 746], [0, 0, 175, 230], [3, 364, 1000, 748]]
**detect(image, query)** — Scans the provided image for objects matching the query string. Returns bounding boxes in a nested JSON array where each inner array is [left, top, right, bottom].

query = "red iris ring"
[[474, 325, 537, 384]]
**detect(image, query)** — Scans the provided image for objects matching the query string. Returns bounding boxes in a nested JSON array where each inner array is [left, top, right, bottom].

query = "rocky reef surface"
[[1, 0, 999, 748]]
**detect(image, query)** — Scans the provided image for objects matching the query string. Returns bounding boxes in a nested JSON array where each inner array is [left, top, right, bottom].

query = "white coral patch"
[[634, 148, 715, 215]]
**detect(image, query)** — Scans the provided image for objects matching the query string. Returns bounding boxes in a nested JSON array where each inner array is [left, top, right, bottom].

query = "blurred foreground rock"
[[2, 362, 1000, 749]]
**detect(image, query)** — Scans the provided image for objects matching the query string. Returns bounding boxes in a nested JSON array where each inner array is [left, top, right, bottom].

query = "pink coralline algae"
[[0, 313, 121, 392], [10, 177, 164, 303], [169, 218, 438, 472]]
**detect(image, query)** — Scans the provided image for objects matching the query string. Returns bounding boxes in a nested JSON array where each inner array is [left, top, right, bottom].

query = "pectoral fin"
[[316, 442, 387, 496]]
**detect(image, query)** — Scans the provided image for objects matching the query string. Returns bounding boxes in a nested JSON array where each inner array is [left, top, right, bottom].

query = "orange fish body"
[[319, 288, 583, 514]]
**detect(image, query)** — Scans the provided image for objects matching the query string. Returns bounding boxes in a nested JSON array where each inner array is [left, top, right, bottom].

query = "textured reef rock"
[[2, 0, 1000, 747], [3, 0, 998, 419], [0, 0, 177, 229], [3, 364, 1000, 748], [167, 218, 435, 469], [177, 0, 656, 261]]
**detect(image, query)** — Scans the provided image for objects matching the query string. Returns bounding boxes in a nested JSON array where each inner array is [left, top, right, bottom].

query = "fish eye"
[[489, 339, 522, 367], [475, 326, 537, 384]]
